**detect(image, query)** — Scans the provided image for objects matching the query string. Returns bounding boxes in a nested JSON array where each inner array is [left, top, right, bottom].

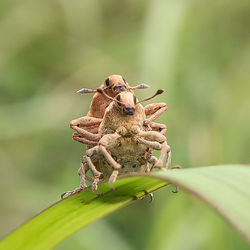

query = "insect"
[[70, 74, 149, 141], [70, 75, 168, 146], [61, 89, 171, 198]]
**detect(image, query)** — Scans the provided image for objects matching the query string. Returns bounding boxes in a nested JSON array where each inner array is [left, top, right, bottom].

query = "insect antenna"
[[129, 84, 150, 90], [77, 82, 114, 94], [137, 89, 164, 103], [77, 88, 97, 94]]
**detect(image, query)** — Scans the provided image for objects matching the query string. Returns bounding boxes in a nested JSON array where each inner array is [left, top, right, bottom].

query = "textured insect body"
[[98, 138, 149, 179], [96, 94, 148, 178], [79, 91, 169, 194], [61, 76, 171, 198], [98, 93, 145, 135]]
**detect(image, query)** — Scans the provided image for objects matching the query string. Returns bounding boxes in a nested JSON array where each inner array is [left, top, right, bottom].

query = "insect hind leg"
[[86, 156, 102, 196], [60, 161, 88, 199]]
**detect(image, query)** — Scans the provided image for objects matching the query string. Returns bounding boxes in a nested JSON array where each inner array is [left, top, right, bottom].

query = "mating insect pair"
[[61, 75, 171, 198]]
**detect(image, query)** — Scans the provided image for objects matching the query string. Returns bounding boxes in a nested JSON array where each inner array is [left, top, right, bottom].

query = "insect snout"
[[113, 83, 126, 92], [123, 105, 135, 115]]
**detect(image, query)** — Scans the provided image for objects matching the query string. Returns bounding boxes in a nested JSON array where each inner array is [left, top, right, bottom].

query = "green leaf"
[[0, 165, 250, 250]]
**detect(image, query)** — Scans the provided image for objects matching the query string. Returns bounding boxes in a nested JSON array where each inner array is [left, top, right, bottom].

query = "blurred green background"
[[0, 0, 250, 249]]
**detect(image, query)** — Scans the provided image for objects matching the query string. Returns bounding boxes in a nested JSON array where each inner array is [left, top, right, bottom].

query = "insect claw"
[[167, 166, 181, 194], [109, 181, 115, 190], [171, 165, 182, 170], [149, 193, 154, 203], [108, 170, 119, 190], [60, 187, 84, 199], [139, 193, 154, 202], [172, 186, 179, 194], [92, 186, 102, 196], [61, 191, 68, 199], [94, 190, 102, 196]]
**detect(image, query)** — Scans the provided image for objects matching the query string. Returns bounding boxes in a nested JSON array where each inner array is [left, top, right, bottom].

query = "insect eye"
[[105, 78, 110, 86], [122, 77, 126, 83], [133, 95, 137, 104], [116, 95, 121, 106]]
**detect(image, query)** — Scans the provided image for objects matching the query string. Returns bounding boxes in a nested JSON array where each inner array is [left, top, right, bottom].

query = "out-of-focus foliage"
[[0, 0, 249, 249]]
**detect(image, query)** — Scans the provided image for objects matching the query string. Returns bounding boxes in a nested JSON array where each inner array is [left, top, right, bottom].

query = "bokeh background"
[[0, 0, 250, 249]]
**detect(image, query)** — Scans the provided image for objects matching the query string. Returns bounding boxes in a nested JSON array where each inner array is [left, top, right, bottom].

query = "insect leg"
[[86, 156, 102, 196], [72, 133, 98, 146], [60, 158, 91, 199], [85, 146, 104, 195], [99, 145, 122, 190], [144, 103, 167, 126], [149, 122, 167, 135], [138, 131, 170, 169], [108, 170, 119, 190], [81, 156, 98, 182], [150, 141, 171, 170], [99, 145, 121, 170], [71, 126, 101, 141], [70, 116, 102, 127], [138, 131, 168, 169], [78, 162, 87, 189], [147, 155, 158, 171], [79, 154, 104, 187], [165, 142, 172, 170], [169, 165, 182, 193], [70, 117, 102, 141], [98, 133, 122, 189], [137, 138, 161, 150], [139, 131, 166, 144]]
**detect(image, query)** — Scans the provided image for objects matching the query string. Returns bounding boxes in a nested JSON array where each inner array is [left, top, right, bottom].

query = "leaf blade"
[[153, 165, 250, 244], [1, 165, 250, 249], [0, 177, 167, 250]]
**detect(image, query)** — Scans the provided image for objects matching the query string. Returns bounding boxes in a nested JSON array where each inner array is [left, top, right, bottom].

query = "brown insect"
[[70, 75, 168, 146], [70, 75, 148, 140], [61, 89, 171, 198]]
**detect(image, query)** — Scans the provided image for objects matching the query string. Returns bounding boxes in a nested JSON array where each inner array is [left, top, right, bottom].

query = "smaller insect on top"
[[77, 74, 150, 98], [104, 75, 128, 94]]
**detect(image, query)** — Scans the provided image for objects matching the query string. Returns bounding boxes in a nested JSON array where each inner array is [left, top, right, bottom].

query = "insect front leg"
[[140, 140, 169, 169], [99, 144, 121, 190], [70, 117, 102, 141], [170, 165, 182, 193], [144, 103, 167, 127], [137, 138, 162, 150], [71, 127, 101, 142], [146, 155, 159, 172], [80, 154, 103, 182], [99, 133, 122, 189], [77, 161, 87, 189], [85, 157, 102, 195], [86, 146, 103, 195], [165, 142, 172, 169], [152, 141, 171, 169], [149, 122, 167, 135], [60, 160, 89, 199], [70, 116, 102, 128], [138, 130, 166, 144], [138, 131, 171, 169], [72, 132, 98, 146]]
